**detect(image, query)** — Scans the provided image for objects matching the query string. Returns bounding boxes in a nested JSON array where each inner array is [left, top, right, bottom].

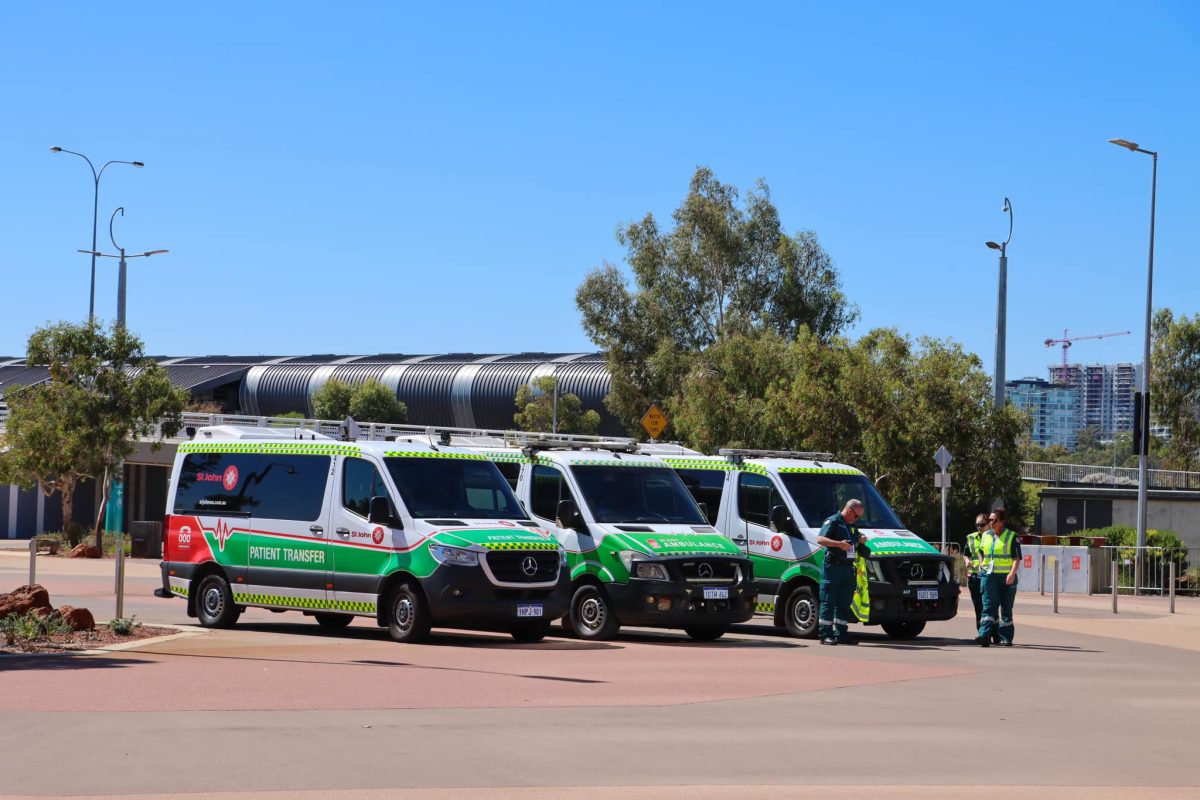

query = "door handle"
[[336, 527, 351, 538], [732, 537, 748, 545], [310, 525, 324, 536]]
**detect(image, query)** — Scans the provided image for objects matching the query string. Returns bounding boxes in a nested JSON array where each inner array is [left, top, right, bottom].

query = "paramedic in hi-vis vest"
[[963, 512, 988, 631], [975, 507, 1021, 647], [817, 499, 865, 646]]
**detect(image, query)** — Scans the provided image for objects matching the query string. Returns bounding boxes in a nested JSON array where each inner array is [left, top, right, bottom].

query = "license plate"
[[703, 587, 729, 600], [917, 589, 938, 600], [517, 604, 543, 618]]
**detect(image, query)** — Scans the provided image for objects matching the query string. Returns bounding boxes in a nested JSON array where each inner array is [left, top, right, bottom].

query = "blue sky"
[[1, 1, 1196, 382]]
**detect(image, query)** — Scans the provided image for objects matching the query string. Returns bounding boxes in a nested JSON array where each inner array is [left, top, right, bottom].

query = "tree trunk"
[[60, 478, 80, 546], [93, 464, 112, 552]]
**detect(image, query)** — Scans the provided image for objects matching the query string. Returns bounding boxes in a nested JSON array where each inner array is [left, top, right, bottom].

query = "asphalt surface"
[[2, 545, 1198, 799]]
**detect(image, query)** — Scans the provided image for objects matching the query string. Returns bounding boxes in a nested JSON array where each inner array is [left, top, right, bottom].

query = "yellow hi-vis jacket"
[[965, 531, 983, 575], [979, 528, 1017, 575]]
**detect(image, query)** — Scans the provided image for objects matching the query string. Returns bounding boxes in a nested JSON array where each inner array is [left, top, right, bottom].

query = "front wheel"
[[684, 625, 727, 642], [511, 621, 552, 643], [387, 582, 432, 643], [569, 583, 620, 640], [881, 620, 926, 640], [783, 585, 819, 639], [195, 573, 241, 629]]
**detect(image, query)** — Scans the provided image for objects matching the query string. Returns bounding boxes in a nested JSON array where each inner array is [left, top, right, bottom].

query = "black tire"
[[195, 573, 241, 629], [314, 613, 354, 631], [386, 582, 432, 643], [511, 621, 552, 643], [881, 620, 926, 640], [684, 625, 727, 642], [783, 585, 819, 639], [569, 583, 620, 640]]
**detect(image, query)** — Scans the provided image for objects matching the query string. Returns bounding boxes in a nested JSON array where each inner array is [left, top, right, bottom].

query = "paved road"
[[2, 548, 1198, 799]]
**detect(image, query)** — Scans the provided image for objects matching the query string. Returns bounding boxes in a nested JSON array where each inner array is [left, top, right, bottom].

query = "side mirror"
[[369, 496, 399, 528], [697, 501, 710, 522], [769, 504, 794, 535], [556, 499, 585, 531]]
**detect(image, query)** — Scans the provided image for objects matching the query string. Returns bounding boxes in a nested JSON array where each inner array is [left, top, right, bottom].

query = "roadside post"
[[1040, 553, 1046, 595], [641, 404, 668, 444], [933, 446, 953, 552], [28, 537, 37, 585], [1169, 561, 1176, 613], [1052, 556, 1059, 613], [106, 470, 126, 619], [1112, 561, 1119, 614]]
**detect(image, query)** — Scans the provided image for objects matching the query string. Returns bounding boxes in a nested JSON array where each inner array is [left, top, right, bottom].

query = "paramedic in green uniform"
[[975, 507, 1022, 647], [964, 512, 987, 630], [817, 499, 865, 646]]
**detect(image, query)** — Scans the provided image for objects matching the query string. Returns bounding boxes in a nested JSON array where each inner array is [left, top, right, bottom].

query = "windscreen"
[[571, 465, 707, 525], [384, 457, 527, 520], [780, 472, 904, 530]]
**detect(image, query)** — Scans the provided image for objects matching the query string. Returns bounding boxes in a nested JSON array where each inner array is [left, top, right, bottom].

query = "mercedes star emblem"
[[909, 563, 924, 580], [521, 556, 539, 576], [697, 562, 714, 579]]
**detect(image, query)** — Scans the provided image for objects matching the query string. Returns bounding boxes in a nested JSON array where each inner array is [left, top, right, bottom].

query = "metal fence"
[[1093, 546, 1196, 596], [1020, 461, 1200, 490]]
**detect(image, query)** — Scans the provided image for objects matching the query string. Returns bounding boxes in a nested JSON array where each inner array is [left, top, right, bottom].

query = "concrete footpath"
[[1, 547, 1198, 799]]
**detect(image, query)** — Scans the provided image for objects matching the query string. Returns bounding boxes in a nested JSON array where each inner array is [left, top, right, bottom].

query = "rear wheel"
[[783, 585, 819, 639], [387, 582, 432, 643], [881, 620, 926, 640], [569, 583, 620, 640], [684, 625, 727, 642], [195, 573, 241, 629], [511, 621, 552, 643], [314, 613, 354, 631]]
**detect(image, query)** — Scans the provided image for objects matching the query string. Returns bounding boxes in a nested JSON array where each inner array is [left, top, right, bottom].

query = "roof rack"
[[503, 430, 638, 453], [718, 448, 835, 463]]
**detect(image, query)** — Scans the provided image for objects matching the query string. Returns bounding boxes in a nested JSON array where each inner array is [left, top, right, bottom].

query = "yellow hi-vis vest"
[[965, 532, 983, 575], [979, 529, 1016, 575], [852, 559, 871, 622]]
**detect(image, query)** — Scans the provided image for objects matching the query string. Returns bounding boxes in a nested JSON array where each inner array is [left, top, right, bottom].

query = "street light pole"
[[985, 198, 1014, 408], [77, 207, 168, 331], [1109, 138, 1158, 588], [50, 147, 144, 324]]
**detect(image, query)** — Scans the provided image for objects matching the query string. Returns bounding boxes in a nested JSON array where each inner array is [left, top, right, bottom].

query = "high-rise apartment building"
[[1006, 377, 1080, 449], [1047, 362, 1141, 440]]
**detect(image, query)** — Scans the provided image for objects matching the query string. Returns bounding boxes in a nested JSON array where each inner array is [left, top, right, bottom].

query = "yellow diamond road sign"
[[641, 404, 668, 440]]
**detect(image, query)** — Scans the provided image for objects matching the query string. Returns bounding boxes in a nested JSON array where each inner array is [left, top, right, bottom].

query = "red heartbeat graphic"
[[214, 519, 234, 552]]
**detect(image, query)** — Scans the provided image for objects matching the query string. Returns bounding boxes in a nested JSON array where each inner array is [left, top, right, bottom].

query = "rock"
[[67, 544, 102, 559], [57, 605, 95, 631], [0, 584, 52, 619]]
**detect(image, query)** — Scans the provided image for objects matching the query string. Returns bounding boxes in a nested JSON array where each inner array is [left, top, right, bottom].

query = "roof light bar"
[[504, 430, 638, 453]]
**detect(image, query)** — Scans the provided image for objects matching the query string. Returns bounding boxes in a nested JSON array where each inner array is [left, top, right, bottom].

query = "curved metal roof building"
[[0, 352, 619, 434]]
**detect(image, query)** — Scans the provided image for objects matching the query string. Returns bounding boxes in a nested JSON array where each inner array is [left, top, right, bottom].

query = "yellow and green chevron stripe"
[[180, 442, 360, 456]]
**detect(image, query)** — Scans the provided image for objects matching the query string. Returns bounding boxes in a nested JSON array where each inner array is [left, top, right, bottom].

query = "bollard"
[[1040, 553, 1046, 595], [1052, 556, 1059, 613], [1112, 561, 1119, 614], [1169, 561, 1176, 614], [28, 537, 37, 586]]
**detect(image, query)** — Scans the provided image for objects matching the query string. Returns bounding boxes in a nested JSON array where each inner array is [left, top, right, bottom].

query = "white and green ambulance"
[[455, 431, 756, 641], [157, 426, 570, 643], [661, 449, 959, 639]]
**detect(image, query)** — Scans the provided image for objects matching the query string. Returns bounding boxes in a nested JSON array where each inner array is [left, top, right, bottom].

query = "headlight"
[[867, 558, 887, 583], [633, 562, 669, 580], [430, 544, 480, 566], [618, 550, 669, 580]]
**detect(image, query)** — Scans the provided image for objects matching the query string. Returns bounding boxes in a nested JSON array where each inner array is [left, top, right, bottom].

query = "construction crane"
[[1044, 329, 1131, 372]]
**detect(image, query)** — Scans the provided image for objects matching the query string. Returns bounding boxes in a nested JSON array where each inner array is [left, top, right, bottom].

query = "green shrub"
[[1, 610, 73, 644], [108, 616, 141, 635]]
